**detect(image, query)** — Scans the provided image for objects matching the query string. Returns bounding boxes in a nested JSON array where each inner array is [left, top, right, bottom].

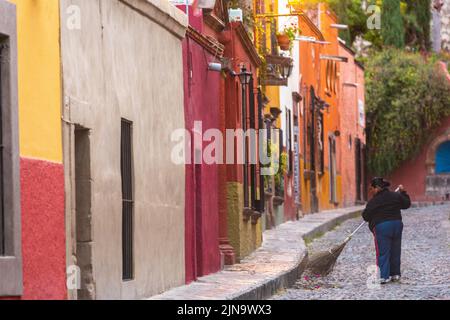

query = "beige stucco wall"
[[60, 0, 187, 299]]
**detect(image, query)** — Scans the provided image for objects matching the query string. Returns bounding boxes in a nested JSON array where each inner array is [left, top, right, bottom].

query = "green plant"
[[262, 144, 288, 192], [365, 48, 450, 176], [382, 0, 405, 48], [278, 23, 301, 42], [326, 0, 368, 45], [403, 0, 431, 50]]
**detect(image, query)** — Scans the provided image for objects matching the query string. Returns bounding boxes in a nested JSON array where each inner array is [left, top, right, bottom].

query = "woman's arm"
[[362, 200, 374, 222], [398, 191, 411, 209]]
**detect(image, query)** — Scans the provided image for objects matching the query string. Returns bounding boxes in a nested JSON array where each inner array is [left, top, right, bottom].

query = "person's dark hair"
[[371, 177, 391, 189]]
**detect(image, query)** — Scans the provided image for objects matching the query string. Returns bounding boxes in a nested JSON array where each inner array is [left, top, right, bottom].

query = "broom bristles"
[[306, 242, 348, 276]]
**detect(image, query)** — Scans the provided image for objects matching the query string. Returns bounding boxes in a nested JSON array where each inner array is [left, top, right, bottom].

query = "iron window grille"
[[121, 119, 134, 281]]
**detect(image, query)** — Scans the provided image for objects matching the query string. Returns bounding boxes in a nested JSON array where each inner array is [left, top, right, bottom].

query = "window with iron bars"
[[121, 119, 134, 281]]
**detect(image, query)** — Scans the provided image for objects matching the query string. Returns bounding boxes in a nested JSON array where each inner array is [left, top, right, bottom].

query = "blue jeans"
[[373, 220, 403, 280]]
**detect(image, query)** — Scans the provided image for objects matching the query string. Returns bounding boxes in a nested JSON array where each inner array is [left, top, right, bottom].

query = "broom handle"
[[344, 221, 367, 243], [349, 221, 367, 238]]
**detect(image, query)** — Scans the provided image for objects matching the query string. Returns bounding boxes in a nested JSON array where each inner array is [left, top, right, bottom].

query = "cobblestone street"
[[275, 205, 450, 300]]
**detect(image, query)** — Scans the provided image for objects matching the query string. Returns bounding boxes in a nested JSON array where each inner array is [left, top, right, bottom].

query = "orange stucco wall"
[[297, 4, 343, 213]]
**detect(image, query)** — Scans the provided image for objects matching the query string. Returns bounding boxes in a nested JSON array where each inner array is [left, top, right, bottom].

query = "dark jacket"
[[362, 188, 411, 231]]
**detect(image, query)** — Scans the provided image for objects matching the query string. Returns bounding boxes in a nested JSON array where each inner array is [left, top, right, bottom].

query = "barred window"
[[121, 119, 134, 281]]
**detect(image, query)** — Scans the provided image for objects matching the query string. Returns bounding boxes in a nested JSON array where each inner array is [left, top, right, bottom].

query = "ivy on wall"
[[365, 49, 450, 176]]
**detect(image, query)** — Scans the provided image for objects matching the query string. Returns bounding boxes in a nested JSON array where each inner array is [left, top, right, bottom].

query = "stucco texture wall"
[[2, 0, 66, 300], [222, 23, 262, 261], [279, 0, 301, 222], [387, 116, 450, 202], [318, 4, 342, 211], [10, 0, 63, 162], [60, 0, 187, 299], [183, 35, 221, 283], [20, 159, 66, 300], [338, 44, 366, 207], [226, 182, 262, 261]]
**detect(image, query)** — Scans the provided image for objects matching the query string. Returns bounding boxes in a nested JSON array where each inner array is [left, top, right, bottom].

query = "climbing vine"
[[365, 49, 450, 176]]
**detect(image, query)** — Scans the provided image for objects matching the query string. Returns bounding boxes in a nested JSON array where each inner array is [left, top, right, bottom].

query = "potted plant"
[[277, 23, 300, 51], [276, 33, 291, 51]]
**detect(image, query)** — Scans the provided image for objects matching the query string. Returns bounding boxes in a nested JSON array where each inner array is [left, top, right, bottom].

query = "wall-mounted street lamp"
[[208, 62, 223, 72], [237, 67, 252, 86], [280, 62, 294, 79], [237, 66, 252, 208]]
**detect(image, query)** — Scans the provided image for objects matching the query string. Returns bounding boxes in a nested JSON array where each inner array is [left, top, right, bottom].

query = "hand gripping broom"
[[305, 221, 367, 276]]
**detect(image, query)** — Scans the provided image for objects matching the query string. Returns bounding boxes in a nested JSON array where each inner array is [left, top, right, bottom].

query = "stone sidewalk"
[[149, 206, 364, 300]]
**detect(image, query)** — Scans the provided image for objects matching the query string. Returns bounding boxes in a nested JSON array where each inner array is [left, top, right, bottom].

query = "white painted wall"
[[278, 0, 300, 148], [60, 0, 187, 299]]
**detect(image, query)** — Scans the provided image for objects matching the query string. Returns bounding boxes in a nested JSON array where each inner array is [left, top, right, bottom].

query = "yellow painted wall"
[[227, 182, 263, 261], [300, 158, 343, 213], [264, 85, 281, 126], [9, 0, 63, 163], [261, 0, 282, 128]]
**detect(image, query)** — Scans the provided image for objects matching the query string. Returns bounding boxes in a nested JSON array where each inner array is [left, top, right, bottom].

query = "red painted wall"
[[20, 158, 66, 300], [222, 23, 259, 185], [183, 33, 221, 284], [387, 116, 450, 202]]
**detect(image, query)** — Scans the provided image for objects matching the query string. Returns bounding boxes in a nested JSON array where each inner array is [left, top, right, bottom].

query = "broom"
[[306, 221, 367, 276]]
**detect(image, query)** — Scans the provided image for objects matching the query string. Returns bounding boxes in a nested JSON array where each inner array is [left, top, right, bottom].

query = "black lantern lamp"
[[238, 66, 252, 86], [280, 62, 294, 79]]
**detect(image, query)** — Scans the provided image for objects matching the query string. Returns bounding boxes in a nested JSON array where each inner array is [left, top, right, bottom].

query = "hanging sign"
[[358, 99, 365, 128], [169, 0, 193, 5], [169, 0, 216, 8]]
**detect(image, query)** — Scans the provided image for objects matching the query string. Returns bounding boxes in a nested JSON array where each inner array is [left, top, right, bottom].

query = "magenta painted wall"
[[387, 116, 450, 202], [183, 35, 221, 284], [20, 158, 66, 299]]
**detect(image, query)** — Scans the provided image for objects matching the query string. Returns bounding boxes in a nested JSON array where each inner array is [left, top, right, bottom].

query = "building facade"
[[181, 5, 226, 282], [338, 41, 367, 207], [278, 0, 302, 223], [0, 0, 66, 299], [222, 21, 263, 261], [60, 0, 188, 299], [296, 3, 344, 214]]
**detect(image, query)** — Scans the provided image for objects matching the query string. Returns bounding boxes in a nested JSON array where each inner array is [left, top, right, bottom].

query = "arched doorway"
[[435, 141, 450, 174], [425, 136, 450, 199]]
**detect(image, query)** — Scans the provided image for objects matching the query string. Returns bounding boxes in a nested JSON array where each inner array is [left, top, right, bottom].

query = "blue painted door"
[[435, 141, 450, 174]]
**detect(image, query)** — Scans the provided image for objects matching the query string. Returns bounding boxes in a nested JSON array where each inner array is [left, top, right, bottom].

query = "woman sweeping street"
[[362, 177, 411, 284]]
